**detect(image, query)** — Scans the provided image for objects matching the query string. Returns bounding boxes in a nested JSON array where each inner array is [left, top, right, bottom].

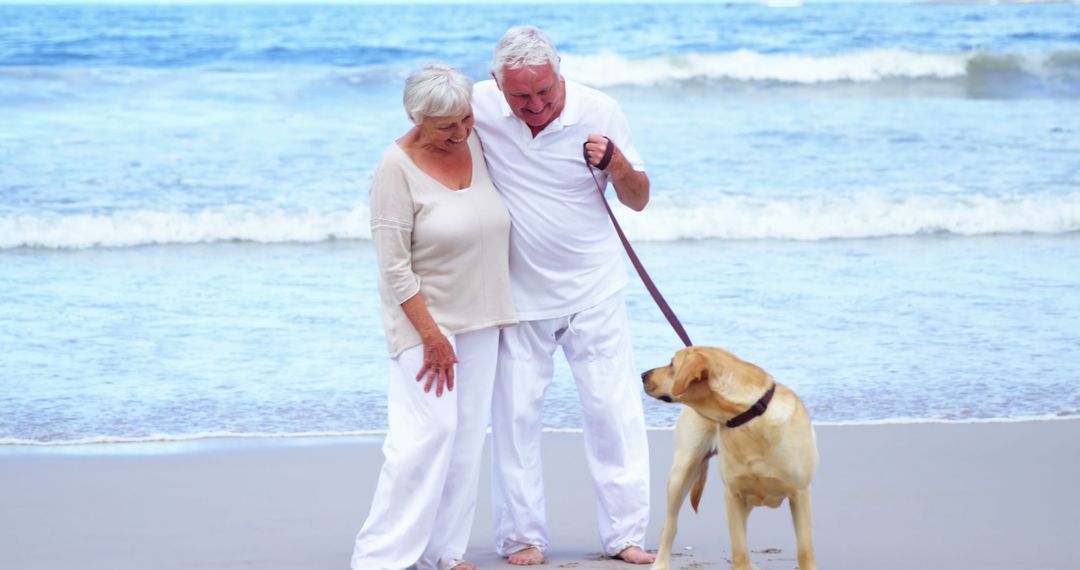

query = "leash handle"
[[584, 138, 693, 348]]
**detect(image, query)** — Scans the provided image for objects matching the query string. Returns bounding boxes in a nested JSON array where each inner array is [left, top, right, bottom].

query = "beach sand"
[[2, 420, 1079, 570]]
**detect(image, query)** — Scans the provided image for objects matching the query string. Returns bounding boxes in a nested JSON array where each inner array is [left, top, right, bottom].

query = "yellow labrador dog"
[[641, 346, 818, 570]]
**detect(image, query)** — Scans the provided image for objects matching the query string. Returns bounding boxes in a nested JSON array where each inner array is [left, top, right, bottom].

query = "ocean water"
[[2, 2, 1079, 446]]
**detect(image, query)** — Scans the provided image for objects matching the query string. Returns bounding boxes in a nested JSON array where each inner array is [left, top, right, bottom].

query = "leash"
[[583, 137, 693, 348]]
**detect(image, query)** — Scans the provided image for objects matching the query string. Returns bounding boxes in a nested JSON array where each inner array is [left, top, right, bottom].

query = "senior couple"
[[351, 26, 653, 570]]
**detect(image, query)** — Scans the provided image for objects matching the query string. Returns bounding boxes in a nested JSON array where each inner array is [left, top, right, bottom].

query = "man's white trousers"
[[491, 291, 650, 557], [351, 326, 499, 570]]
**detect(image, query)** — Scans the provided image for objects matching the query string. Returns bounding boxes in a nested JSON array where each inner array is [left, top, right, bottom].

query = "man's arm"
[[585, 133, 650, 211]]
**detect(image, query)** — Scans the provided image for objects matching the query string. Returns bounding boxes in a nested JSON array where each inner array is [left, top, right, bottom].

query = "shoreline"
[[2, 420, 1079, 569], [3, 413, 1078, 452]]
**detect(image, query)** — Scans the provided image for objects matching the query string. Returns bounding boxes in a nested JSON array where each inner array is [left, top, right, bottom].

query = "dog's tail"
[[690, 458, 709, 513]]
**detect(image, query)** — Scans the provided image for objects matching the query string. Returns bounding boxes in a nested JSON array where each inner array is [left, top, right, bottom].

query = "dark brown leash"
[[583, 137, 693, 348]]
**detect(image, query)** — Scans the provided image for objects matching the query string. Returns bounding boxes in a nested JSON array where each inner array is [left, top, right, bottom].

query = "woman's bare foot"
[[613, 546, 656, 564], [507, 546, 544, 565], [450, 562, 476, 570]]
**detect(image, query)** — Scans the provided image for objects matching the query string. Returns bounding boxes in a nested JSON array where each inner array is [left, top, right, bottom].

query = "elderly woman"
[[350, 64, 517, 570]]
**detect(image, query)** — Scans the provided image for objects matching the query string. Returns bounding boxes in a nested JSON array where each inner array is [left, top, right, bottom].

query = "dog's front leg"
[[724, 487, 753, 570], [788, 487, 816, 570]]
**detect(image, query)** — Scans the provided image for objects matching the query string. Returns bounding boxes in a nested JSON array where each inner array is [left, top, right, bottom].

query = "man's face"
[[495, 63, 564, 132]]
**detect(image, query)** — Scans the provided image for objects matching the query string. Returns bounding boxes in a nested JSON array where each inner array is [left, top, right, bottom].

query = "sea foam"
[[2, 193, 1078, 249], [561, 49, 1080, 89], [0, 206, 370, 249], [620, 192, 1080, 241]]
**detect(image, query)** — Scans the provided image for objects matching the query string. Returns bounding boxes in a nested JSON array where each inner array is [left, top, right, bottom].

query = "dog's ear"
[[672, 351, 709, 397]]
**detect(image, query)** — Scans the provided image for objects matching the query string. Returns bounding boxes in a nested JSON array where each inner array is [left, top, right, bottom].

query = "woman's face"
[[416, 108, 474, 153]]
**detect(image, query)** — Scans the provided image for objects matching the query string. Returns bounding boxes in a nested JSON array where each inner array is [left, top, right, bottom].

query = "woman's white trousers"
[[351, 326, 499, 570]]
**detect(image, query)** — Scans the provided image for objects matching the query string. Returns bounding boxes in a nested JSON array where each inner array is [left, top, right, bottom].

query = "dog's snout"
[[641, 370, 651, 383]]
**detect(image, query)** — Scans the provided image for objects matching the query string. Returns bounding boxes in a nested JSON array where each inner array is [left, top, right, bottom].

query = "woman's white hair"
[[402, 63, 473, 125], [492, 25, 560, 84]]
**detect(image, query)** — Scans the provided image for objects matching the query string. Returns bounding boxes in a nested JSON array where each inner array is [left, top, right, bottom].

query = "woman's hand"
[[416, 333, 459, 397], [397, 293, 458, 396]]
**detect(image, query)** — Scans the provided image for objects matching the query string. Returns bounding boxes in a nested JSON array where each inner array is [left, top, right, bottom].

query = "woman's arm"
[[370, 155, 459, 397]]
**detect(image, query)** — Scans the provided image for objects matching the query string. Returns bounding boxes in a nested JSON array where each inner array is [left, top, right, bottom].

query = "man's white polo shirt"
[[472, 78, 646, 321]]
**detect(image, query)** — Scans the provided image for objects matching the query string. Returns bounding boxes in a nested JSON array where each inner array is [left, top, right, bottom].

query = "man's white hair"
[[402, 63, 473, 125], [492, 25, 560, 84]]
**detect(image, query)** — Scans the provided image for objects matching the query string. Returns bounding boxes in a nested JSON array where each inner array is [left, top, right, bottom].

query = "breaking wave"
[[562, 49, 1080, 96], [0, 206, 370, 249], [3, 192, 1079, 249]]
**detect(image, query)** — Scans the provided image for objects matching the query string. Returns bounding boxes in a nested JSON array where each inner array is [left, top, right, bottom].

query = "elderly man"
[[472, 25, 654, 566]]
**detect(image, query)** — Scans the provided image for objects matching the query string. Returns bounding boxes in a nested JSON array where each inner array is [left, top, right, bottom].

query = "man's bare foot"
[[613, 546, 656, 565], [507, 546, 544, 565], [450, 562, 476, 570]]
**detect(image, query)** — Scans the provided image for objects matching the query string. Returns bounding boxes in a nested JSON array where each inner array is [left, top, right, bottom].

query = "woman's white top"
[[370, 131, 517, 357]]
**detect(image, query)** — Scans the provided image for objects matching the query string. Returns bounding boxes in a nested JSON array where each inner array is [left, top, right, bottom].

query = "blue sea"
[[2, 2, 1079, 446]]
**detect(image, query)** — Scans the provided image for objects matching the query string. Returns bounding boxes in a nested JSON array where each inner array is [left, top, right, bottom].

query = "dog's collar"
[[725, 384, 776, 429]]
